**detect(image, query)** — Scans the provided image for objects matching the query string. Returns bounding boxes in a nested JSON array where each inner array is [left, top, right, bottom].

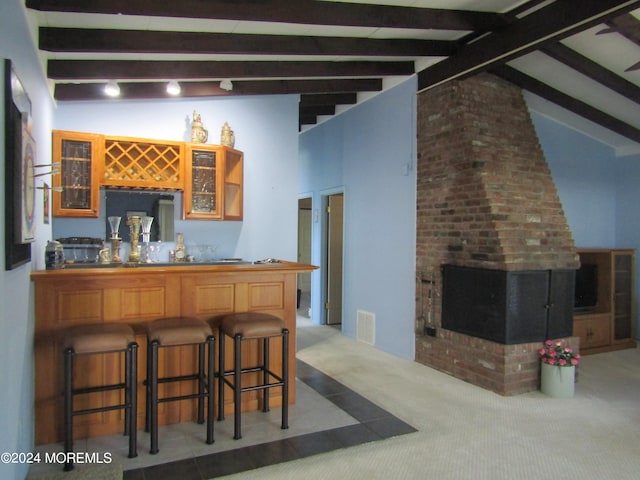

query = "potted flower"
[[538, 340, 580, 398]]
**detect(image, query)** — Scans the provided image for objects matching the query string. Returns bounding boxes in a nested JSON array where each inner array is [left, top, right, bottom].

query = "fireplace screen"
[[441, 265, 574, 344]]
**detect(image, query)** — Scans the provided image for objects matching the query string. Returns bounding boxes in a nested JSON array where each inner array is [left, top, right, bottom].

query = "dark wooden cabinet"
[[573, 249, 636, 354]]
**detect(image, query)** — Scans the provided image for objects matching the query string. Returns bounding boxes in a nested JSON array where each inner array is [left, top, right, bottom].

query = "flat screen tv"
[[574, 263, 598, 312]]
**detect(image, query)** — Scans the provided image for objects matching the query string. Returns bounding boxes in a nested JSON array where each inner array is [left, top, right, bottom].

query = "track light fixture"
[[104, 80, 120, 97], [220, 79, 233, 91], [166, 80, 181, 95]]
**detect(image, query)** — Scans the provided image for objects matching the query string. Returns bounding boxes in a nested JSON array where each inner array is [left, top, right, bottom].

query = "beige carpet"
[[27, 462, 122, 480], [221, 323, 640, 480]]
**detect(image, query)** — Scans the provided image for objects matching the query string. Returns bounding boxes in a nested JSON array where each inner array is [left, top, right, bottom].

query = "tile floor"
[[29, 358, 416, 479], [124, 360, 415, 479]]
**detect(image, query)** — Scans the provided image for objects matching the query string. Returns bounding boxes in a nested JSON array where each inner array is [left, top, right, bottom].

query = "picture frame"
[[4, 59, 32, 270]]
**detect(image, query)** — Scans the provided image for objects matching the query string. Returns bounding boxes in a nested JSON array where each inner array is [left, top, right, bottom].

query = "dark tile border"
[[124, 360, 417, 480]]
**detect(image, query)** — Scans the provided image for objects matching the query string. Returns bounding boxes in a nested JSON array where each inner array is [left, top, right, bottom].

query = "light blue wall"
[[1, 1, 55, 479], [299, 78, 417, 359], [531, 111, 640, 340], [531, 112, 617, 247], [53, 95, 300, 262]]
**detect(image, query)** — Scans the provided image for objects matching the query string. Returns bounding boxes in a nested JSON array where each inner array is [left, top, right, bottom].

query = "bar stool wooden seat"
[[217, 312, 289, 440], [62, 323, 138, 472], [145, 317, 215, 454]]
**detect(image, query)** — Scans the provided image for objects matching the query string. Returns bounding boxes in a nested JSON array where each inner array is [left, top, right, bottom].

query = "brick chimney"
[[415, 73, 579, 395]]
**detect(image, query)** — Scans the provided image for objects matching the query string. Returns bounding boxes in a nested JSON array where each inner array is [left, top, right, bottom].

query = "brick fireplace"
[[415, 73, 580, 395]]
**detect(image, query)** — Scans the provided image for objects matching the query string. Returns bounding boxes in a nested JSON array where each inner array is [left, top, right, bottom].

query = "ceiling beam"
[[300, 104, 336, 117], [54, 78, 384, 101], [300, 93, 358, 107], [491, 65, 640, 144], [26, 0, 508, 31], [541, 43, 640, 103], [39, 27, 455, 57], [418, 0, 640, 92], [47, 59, 414, 80]]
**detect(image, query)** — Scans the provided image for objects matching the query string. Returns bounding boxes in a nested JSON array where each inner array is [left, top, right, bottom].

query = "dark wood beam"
[[54, 78, 383, 101], [40, 27, 455, 57], [47, 59, 414, 80], [491, 65, 640, 144], [541, 43, 640, 103], [300, 105, 336, 117], [26, 0, 508, 32], [300, 93, 358, 107], [418, 0, 640, 91], [299, 114, 318, 127]]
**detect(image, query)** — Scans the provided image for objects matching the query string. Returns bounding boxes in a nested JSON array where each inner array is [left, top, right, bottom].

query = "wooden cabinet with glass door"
[[573, 248, 636, 354], [52, 130, 103, 217], [184, 144, 243, 220]]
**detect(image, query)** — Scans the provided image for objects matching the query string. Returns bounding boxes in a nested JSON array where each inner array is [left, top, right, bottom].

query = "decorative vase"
[[540, 362, 575, 398]]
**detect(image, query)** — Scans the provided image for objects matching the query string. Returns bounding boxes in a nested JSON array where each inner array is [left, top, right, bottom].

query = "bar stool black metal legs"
[[217, 312, 289, 440], [62, 323, 138, 472], [145, 317, 215, 454]]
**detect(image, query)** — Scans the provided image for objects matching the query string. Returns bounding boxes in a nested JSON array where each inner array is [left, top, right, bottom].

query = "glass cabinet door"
[[613, 251, 634, 342], [184, 144, 223, 219], [52, 130, 102, 217]]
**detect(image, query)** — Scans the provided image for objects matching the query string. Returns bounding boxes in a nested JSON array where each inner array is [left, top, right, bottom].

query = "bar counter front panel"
[[32, 261, 316, 445]]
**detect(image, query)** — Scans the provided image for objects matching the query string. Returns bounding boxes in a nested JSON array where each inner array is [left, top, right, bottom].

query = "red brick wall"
[[415, 73, 579, 395]]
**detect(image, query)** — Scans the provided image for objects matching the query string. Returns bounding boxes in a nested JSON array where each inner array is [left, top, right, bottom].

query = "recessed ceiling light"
[[166, 80, 181, 95], [220, 79, 233, 91], [104, 80, 120, 97]]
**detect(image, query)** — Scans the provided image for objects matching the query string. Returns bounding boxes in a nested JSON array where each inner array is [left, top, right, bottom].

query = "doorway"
[[297, 197, 312, 317], [325, 193, 344, 325]]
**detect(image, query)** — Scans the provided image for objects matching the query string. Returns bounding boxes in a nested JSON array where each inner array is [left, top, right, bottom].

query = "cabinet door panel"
[[52, 130, 102, 217], [184, 144, 223, 219], [614, 253, 633, 340]]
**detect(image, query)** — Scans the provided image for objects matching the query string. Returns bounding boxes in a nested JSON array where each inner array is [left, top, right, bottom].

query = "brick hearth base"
[[416, 330, 579, 396]]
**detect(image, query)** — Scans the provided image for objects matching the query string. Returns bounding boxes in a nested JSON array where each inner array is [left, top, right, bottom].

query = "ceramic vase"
[[540, 362, 575, 398]]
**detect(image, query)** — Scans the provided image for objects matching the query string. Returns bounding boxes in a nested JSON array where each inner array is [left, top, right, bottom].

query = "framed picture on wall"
[[4, 59, 32, 270]]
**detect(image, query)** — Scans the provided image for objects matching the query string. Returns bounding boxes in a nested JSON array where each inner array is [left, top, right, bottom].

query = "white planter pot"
[[540, 362, 575, 398]]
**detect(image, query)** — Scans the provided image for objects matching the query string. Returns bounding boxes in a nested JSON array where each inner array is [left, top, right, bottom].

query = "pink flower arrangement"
[[539, 340, 580, 367]]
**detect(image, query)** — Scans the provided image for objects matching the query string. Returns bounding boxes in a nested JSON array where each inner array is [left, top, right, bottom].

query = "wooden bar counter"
[[31, 260, 316, 445]]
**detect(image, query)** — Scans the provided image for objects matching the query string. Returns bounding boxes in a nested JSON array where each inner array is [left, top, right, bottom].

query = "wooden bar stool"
[[145, 317, 215, 454], [217, 312, 289, 440], [62, 323, 138, 472]]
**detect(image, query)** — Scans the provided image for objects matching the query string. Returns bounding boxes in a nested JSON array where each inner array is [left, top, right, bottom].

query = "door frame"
[[320, 188, 345, 326]]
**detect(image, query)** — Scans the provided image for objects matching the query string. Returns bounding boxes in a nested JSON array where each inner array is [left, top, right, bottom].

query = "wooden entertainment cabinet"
[[573, 248, 636, 354]]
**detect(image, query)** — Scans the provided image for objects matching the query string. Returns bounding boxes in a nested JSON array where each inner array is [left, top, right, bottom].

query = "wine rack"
[[103, 136, 184, 189]]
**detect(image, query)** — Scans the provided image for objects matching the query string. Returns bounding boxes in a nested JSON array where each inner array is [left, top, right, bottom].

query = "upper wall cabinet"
[[52, 130, 102, 217], [223, 147, 244, 221], [52, 131, 242, 220], [103, 135, 184, 190], [184, 144, 243, 221]]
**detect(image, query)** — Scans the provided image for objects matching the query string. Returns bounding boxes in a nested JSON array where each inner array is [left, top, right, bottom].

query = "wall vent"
[[356, 309, 375, 345]]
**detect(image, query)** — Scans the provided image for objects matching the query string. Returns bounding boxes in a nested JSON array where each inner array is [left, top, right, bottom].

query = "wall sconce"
[[220, 79, 233, 91], [104, 80, 120, 97], [166, 80, 181, 95]]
